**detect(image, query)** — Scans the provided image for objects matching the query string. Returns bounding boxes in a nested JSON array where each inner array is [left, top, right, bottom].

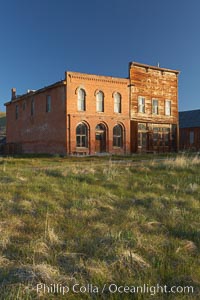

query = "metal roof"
[[179, 109, 200, 128]]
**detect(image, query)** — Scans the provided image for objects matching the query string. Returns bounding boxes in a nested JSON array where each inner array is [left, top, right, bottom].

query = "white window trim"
[[77, 89, 86, 111], [152, 99, 159, 115], [96, 91, 104, 112], [114, 92, 121, 113], [138, 96, 145, 113], [165, 100, 171, 116]]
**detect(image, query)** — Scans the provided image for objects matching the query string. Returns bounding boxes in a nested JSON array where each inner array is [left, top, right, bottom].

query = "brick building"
[[4, 62, 179, 155]]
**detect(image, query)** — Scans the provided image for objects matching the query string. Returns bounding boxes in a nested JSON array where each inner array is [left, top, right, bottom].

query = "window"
[[46, 95, 51, 112], [15, 105, 18, 120], [23, 101, 26, 111], [138, 96, 145, 113], [76, 123, 88, 147], [78, 88, 86, 111], [165, 100, 171, 116], [190, 131, 194, 145], [138, 123, 147, 149], [113, 124, 123, 147], [152, 99, 158, 114], [163, 127, 170, 146], [96, 91, 104, 112], [31, 98, 34, 116], [114, 92, 121, 113]]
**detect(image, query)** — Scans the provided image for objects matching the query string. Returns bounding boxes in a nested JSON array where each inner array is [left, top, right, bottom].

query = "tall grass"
[[0, 154, 199, 299]]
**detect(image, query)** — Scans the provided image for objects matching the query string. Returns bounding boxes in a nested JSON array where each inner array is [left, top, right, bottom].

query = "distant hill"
[[0, 112, 6, 139]]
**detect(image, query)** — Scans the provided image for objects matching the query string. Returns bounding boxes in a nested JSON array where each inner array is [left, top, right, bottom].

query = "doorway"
[[95, 123, 106, 153]]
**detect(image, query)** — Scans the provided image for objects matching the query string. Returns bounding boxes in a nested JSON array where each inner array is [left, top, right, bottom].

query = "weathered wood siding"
[[129, 62, 179, 152], [129, 63, 179, 123]]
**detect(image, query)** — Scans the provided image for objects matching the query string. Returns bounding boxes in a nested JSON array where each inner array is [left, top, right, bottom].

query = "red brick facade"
[[4, 62, 179, 155], [66, 72, 130, 155], [5, 82, 67, 154]]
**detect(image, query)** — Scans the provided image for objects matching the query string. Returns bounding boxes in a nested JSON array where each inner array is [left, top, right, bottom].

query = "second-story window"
[[114, 92, 121, 113], [152, 99, 159, 114], [31, 98, 34, 116], [165, 100, 171, 116], [23, 101, 26, 111], [96, 91, 104, 112], [15, 104, 19, 120], [46, 95, 51, 112], [138, 96, 145, 113], [78, 88, 86, 111]]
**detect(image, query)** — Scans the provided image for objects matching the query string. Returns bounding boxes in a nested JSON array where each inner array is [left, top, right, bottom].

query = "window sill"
[[76, 147, 88, 150]]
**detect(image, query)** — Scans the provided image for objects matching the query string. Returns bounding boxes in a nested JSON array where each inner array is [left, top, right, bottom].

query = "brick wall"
[[66, 72, 130, 154], [6, 83, 67, 154]]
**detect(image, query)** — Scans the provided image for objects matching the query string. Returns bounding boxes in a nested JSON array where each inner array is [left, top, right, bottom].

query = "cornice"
[[68, 73, 128, 85]]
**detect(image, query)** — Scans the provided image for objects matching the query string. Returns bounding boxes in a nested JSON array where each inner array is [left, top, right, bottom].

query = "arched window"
[[77, 89, 86, 111], [114, 92, 121, 113], [76, 123, 88, 147], [96, 91, 104, 112], [113, 124, 123, 148]]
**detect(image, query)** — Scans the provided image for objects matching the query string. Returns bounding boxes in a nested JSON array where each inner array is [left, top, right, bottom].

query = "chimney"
[[11, 88, 16, 100]]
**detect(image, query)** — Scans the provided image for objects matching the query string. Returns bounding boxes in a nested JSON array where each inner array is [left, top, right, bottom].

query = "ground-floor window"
[[137, 123, 175, 152], [113, 124, 123, 147], [76, 123, 88, 147]]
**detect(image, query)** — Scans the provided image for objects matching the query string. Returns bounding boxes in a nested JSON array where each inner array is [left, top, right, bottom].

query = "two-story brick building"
[[4, 62, 179, 155]]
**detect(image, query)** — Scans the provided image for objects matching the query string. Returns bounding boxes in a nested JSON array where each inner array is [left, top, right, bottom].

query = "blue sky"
[[0, 0, 199, 111]]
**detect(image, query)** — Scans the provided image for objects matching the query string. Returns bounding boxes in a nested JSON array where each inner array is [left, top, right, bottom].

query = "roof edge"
[[130, 62, 180, 74], [4, 80, 66, 106]]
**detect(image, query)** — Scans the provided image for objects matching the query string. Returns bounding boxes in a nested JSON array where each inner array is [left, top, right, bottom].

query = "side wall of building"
[[6, 84, 67, 154], [180, 127, 200, 151], [66, 72, 130, 155]]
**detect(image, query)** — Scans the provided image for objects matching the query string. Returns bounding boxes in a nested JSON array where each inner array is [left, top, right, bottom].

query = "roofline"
[[4, 80, 66, 106], [179, 109, 200, 113], [66, 71, 128, 81], [129, 62, 180, 74]]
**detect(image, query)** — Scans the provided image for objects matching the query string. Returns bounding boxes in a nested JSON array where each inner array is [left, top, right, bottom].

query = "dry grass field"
[[0, 154, 199, 299]]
